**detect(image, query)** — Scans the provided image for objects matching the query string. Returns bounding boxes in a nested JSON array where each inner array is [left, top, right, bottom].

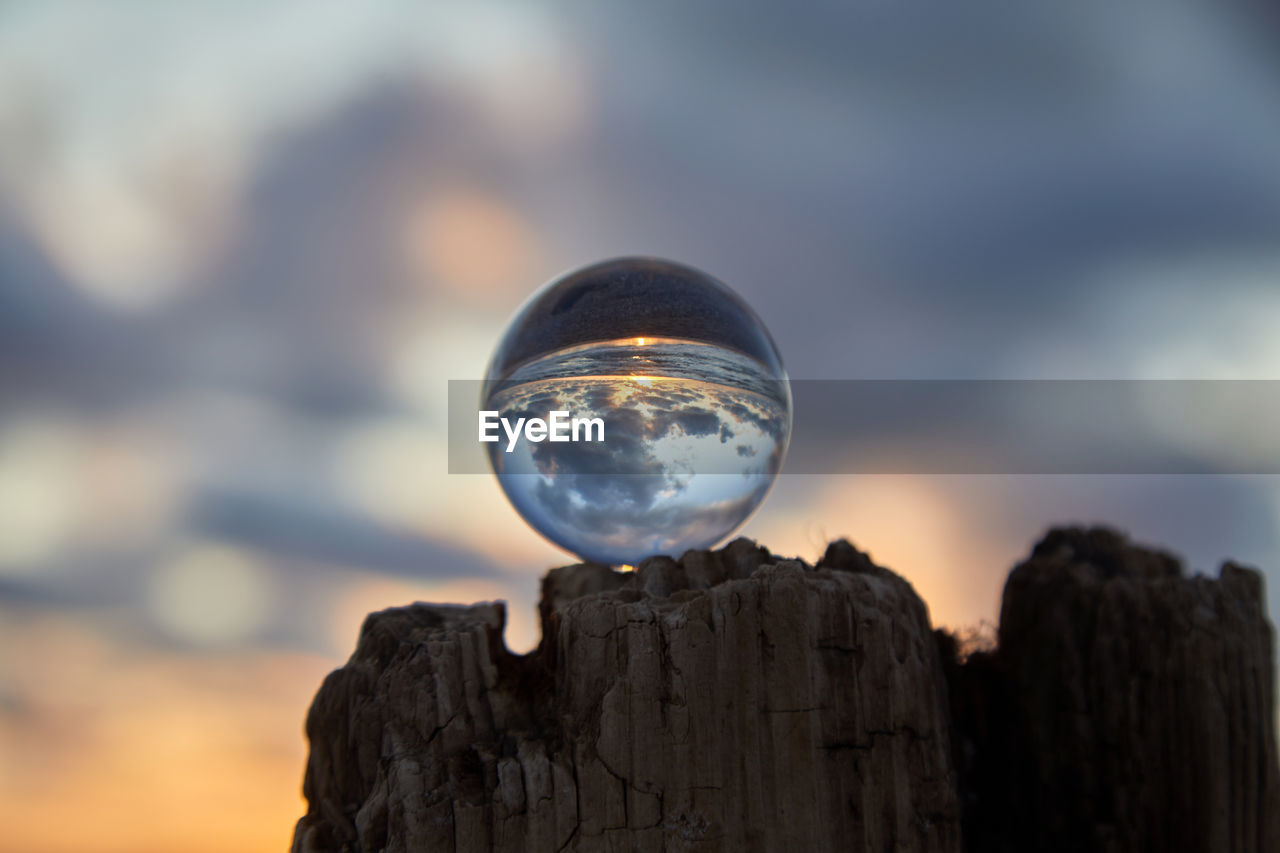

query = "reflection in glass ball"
[[483, 257, 791, 566]]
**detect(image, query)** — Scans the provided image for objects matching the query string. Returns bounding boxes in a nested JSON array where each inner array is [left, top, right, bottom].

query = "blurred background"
[[2, 1, 1280, 850]]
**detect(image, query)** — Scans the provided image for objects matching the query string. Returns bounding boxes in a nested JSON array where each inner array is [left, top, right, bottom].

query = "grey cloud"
[[649, 406, 721, 440], [4, 0, 1280, 619], [187, 489, 503, 581]]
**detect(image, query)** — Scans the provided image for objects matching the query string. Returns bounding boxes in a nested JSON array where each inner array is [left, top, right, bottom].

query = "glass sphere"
[[483, 257, 791, 566]]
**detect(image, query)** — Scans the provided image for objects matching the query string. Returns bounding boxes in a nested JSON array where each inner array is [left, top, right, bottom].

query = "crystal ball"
[[483, 257, 791, 566]]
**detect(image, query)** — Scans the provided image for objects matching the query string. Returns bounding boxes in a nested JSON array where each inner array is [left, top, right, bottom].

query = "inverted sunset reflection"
[[486, 337, 790, 565]]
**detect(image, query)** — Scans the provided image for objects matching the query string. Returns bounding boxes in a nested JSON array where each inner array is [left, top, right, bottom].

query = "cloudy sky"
[[2, 1, 1279, 850]]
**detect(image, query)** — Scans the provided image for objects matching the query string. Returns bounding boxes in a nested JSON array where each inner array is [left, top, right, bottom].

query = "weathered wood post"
[[293, 528, 1277, 852], [944, 527, 1279, 852]]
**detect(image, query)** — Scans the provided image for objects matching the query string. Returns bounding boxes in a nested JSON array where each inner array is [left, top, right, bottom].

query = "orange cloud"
[[401, 189, 542, 300], [745, 474, 1019, 631], [0, 610, 332, 853]]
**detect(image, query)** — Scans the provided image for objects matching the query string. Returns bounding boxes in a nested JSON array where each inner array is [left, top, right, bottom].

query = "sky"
[[2, 1, 1280, 850]]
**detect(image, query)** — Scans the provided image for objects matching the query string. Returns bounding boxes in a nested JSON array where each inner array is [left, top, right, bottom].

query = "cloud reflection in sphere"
[[483, 258, 791, 566]]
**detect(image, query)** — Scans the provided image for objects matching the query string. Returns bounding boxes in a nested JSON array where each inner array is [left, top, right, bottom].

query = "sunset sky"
[[3, 1, 1280, 850]]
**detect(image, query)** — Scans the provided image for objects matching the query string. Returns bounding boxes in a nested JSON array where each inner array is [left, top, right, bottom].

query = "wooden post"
[[293, 528, 1277, 852], [944, 527, 1279, 852]]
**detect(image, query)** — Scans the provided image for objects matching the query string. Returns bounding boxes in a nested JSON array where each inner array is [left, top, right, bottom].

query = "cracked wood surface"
[[292, 538, 959, 852], [293, 529, 1277, 852]]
